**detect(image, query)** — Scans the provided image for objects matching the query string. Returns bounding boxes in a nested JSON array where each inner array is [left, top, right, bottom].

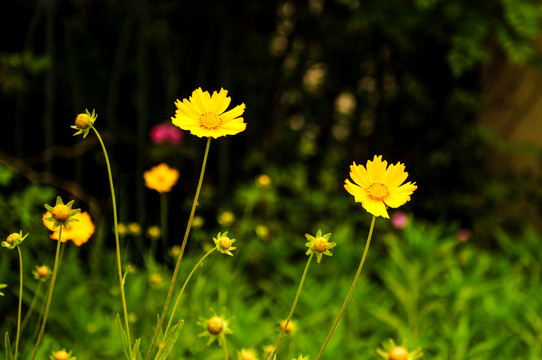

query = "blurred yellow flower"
[[146, 226, 161, 240], [257, 174, 272, 187], [218, 211, 235, 226], [239, 348, 258, 360], [144, 163, 180, 193], [117, 223, 127, 236], [171, 88, 246, 138], [128, 222, 141, 236], [344, 155, 417, 219], [43, 211, 95, 246]]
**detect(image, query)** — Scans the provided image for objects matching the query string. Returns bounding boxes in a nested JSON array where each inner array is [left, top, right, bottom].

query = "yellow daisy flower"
[[143, 163, 180, 193], [43, 211, 95, 246], [171, 87, 246, 138], [344, 155, 417, 219]]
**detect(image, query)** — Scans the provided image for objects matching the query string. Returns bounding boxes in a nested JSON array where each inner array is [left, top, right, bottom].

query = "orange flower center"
[[389, 346, 409, 360], [206, 316, 225, 335], [313, 237, 329, 253], [52, 204, 70, 222], [220, 237, 232, 250], [200, 112, 222, 129], [367, 183, 389, 201]]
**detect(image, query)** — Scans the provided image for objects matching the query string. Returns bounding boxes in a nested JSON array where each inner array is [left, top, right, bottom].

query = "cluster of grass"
[[1, 155, 540, 359]]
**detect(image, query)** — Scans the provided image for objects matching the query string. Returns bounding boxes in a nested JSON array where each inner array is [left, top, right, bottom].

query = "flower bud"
[[37, 265, 51, 278], [313, 237, 329, 253], [220, 237, 232, 250], [389, 346, 409, 360], [74, 113, 91, 129], [206, 316, 224, 335], [53, 350, 69, 360], [51, 204, 70, 222], [6, 233, 19, 244]]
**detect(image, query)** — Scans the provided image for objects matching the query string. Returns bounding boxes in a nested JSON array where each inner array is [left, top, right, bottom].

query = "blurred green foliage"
[[1, 160, 541, 359]]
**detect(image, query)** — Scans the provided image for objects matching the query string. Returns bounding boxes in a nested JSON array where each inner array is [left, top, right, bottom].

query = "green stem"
[[268, 253, 314, 360], [31, 228, 64, 360], [20, 282, 43, 333], [221, 333, 228, 360], [92, 127, 132, 355], [146, 137, 212, 360], [160, 192, 168, 256], [14, 246, 23, 359], [315, 215, 376, 360], [154, 248, 217, 360]]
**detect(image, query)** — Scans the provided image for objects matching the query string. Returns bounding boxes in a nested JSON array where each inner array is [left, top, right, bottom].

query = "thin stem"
[[153, 248, 217, 360], [14, 246, 23, 359], [160, 192, 168, 256], [21, 282, 43, 333], [92, 127, 132, 355], [221, 333, 228, 360], [268, 253, 314, 360], [146, 137, 212, 360], [31, 228, 64, 360], [315, 215, 376, 360]]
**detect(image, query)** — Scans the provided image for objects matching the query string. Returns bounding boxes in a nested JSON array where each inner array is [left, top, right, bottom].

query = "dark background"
[[2, 0, 542, 246]]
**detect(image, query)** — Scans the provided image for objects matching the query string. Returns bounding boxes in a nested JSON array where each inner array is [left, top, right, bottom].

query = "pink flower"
[[391, 212, 408, 230], [150, 123, 182, 145], [456, 228, 472, 242]]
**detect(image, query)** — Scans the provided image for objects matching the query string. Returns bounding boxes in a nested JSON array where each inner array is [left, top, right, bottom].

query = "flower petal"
[[360, 196, 389, 218], [384, 182, 417, 208], [382, 162, 408, 190], [349, 162, 371, 188], [344, 179, 367, 203], [221, 103, 246, 122], [366, 155, 388, 183], [212, 88, 232, 114]]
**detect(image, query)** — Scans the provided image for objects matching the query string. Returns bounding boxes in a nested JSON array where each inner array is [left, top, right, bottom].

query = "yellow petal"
[[177, 98, 201, 119], [221, 103, 246, 121], [384, 182, 417, 208], [344, 179, 367, 203], [366, 155, 387, 183], [350, 162, 371, 188], [212, 88, 232, 114], [190, 88, 208, 113], [382, 162, 408, 190], [360, 195, 389, 218]]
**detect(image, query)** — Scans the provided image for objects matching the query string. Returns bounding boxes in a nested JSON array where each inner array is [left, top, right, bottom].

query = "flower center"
[[367, 183, 389, 201], [200, 112, 222, 129], [206, 316, 224, 335], [220, 237, 232, 250], [313, 237, 329, 253], [74, 113, 90, 129]]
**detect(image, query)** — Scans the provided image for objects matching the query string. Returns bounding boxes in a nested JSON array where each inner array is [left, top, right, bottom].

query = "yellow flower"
[[144, 163, 180, 193], [344, 155, 417, 219], [171, 88, 246, 138], [198, 308, 234, 346], [127, 222, 141, 236], [146, 226, 161, 240], [239, 348, 258, 360], [377, 339, 423, 360], [279, 319, 295, 334], [218, 211, 235, 226], [43, 211, 95, 246]]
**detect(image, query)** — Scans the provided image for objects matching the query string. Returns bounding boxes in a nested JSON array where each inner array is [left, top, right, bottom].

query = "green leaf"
[[116, 314, 130, 360], [4, 332, 12, 360]]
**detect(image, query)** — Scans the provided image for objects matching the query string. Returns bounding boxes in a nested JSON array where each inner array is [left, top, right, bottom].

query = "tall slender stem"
[[315, 216, 376, 360], [31, 228, 64, 360], [146, 138, 212, 359], [92, 127, 132, 355], [221, 333, 228, 360], [268, 253, 314, 360], [154, 247, 217, 360], [14, 246, 23, 359], [160, 192, 168, 256]]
